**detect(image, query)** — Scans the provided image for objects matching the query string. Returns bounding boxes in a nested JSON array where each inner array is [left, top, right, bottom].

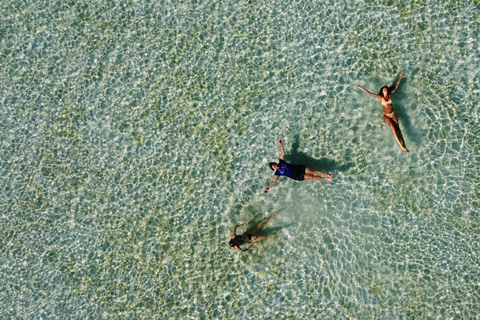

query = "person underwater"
[[229, 214, 282, 252]]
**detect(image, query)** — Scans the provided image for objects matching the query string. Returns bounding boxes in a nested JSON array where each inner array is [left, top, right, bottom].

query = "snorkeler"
[[264, 138, 332, 193], [229, 214, 282, 252], [356, 73, 409, 153]]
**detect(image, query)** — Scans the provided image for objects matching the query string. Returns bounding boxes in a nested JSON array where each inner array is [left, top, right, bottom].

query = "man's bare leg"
[[305, 168, 332, 181]]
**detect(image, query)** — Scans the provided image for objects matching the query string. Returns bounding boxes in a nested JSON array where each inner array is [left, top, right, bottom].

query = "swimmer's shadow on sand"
[[389, 77, 421, 147], [286, 135, 353, 173]]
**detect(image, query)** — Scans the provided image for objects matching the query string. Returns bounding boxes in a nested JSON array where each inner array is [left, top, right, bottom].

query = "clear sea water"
[[1, 0, 479, 319]]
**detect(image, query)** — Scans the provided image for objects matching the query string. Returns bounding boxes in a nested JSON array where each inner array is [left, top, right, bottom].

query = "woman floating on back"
[[356, 73, 409, 153]]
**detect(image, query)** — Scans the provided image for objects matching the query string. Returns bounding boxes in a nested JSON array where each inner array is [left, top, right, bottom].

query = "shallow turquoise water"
[[1, 0, 479, 319]]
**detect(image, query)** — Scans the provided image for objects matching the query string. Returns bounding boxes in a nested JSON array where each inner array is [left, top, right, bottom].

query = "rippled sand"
[[1, 0, 479, 318]]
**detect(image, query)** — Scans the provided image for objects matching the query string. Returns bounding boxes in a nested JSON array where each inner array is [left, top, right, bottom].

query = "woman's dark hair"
[[378, 86, 391, 97], [229, 236, 242, 247], [269, 162, 278, 170]]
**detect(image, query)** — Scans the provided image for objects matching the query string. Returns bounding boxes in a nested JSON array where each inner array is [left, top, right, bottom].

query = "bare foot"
[[328, 174, 333, 181]]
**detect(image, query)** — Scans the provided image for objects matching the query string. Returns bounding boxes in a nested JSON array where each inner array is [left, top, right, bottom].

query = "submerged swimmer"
[[356, 73, 409, 153], [229, 214, 282, 252], [264, 138, 332, 194]]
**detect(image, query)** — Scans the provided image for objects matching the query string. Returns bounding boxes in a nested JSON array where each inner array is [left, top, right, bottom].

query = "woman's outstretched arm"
[[234, 244, 256, 252], [390, 72, 405, 94], [233, 221, 248, 236], [356, 85, 381, 99]]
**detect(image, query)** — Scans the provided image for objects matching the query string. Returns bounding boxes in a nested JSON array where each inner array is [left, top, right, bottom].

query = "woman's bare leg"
[[249, 230, 282, 243], [385, 115, 409, 152], [245, 213, 277, 234]]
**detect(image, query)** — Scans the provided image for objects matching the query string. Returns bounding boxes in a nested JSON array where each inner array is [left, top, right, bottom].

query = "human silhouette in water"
[[229, 214, 282, 252], [356, 73, 409, 152], [264, 138, 332, 193]]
